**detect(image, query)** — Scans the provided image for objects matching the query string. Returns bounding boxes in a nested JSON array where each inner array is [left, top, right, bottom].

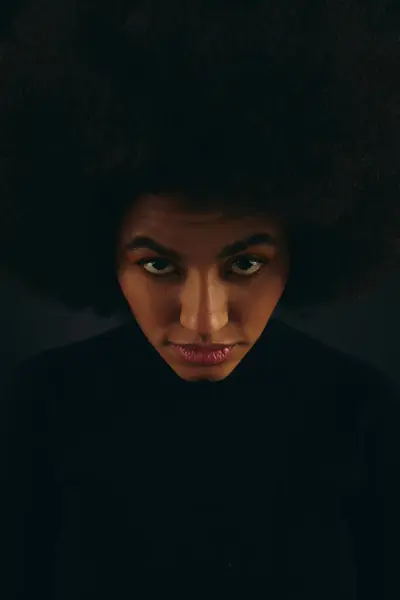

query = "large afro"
[[0, 0, 399, 320]]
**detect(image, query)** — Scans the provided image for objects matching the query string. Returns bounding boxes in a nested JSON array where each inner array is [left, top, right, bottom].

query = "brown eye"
[[229, 255, 269, 277], [137, 258, 176, 276]]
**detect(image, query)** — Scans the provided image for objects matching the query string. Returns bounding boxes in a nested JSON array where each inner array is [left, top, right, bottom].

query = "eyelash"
[[135, 254, 270, 279]]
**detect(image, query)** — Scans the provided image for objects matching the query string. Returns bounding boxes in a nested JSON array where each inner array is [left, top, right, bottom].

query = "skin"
[[116, 194, 291, 382]]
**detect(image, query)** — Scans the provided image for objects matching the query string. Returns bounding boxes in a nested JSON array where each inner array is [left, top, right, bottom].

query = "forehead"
[[121, 194, 283, 238]]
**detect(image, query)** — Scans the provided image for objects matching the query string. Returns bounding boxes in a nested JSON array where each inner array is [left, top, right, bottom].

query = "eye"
[[137, 258, 177, 276], [228, 255, 269, 277], [136, 255, 269, 278]]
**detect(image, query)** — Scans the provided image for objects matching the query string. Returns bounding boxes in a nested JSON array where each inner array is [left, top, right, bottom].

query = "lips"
[[170, 343, 235, 365], [176, 344, 235, 350]]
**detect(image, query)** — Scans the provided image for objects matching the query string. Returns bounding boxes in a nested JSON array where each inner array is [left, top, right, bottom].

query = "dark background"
[[1, 272, 399, 390]]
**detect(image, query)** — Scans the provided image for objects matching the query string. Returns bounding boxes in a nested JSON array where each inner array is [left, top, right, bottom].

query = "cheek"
[[118, 271, 149, 307], [247, 285, 282, 316], [245, 265, 288, 304], [238, 272, 287, 325], [118, 271, 169, 323]]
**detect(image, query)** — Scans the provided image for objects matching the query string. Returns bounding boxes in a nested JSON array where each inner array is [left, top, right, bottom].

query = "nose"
[[179, 269, 229, 334]]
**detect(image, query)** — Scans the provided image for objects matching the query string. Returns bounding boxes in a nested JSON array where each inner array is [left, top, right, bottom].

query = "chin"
[[184, 374, 225, 383], [172, 363, 236, 382]]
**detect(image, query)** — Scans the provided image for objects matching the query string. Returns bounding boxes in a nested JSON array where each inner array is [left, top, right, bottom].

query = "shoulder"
[[266, 318, 400, 436], [3, 322, 137, 409], [267, 317, 392, 386], [2, 322, 140, 434], [282, 316, 400, 429], [16, 321, 134, 375]]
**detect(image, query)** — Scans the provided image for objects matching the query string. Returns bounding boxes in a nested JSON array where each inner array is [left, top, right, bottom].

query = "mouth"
[[169, 343, 236, 365]]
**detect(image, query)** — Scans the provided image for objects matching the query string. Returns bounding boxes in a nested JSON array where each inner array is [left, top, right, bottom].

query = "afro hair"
[[0, 0, 399, 320]]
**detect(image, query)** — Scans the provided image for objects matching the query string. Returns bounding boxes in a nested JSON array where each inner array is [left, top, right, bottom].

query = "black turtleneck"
[[2, 317, 400, 598]]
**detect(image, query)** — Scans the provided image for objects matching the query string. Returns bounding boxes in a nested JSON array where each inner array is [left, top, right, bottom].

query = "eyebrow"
[[125, 232, 278, 260]]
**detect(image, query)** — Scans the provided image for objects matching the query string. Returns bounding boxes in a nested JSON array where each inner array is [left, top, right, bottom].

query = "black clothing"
[[2, 317, 400, 598]]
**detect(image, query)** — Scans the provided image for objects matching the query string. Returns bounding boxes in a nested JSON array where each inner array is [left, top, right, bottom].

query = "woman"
[[1, 1, 400, 597]]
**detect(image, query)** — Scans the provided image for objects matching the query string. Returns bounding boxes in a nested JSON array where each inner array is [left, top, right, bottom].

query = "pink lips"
[[170, 344, 235, 365]]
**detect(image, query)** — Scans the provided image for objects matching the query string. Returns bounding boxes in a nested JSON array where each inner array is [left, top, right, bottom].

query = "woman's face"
[[117, 194, 291, 381]]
